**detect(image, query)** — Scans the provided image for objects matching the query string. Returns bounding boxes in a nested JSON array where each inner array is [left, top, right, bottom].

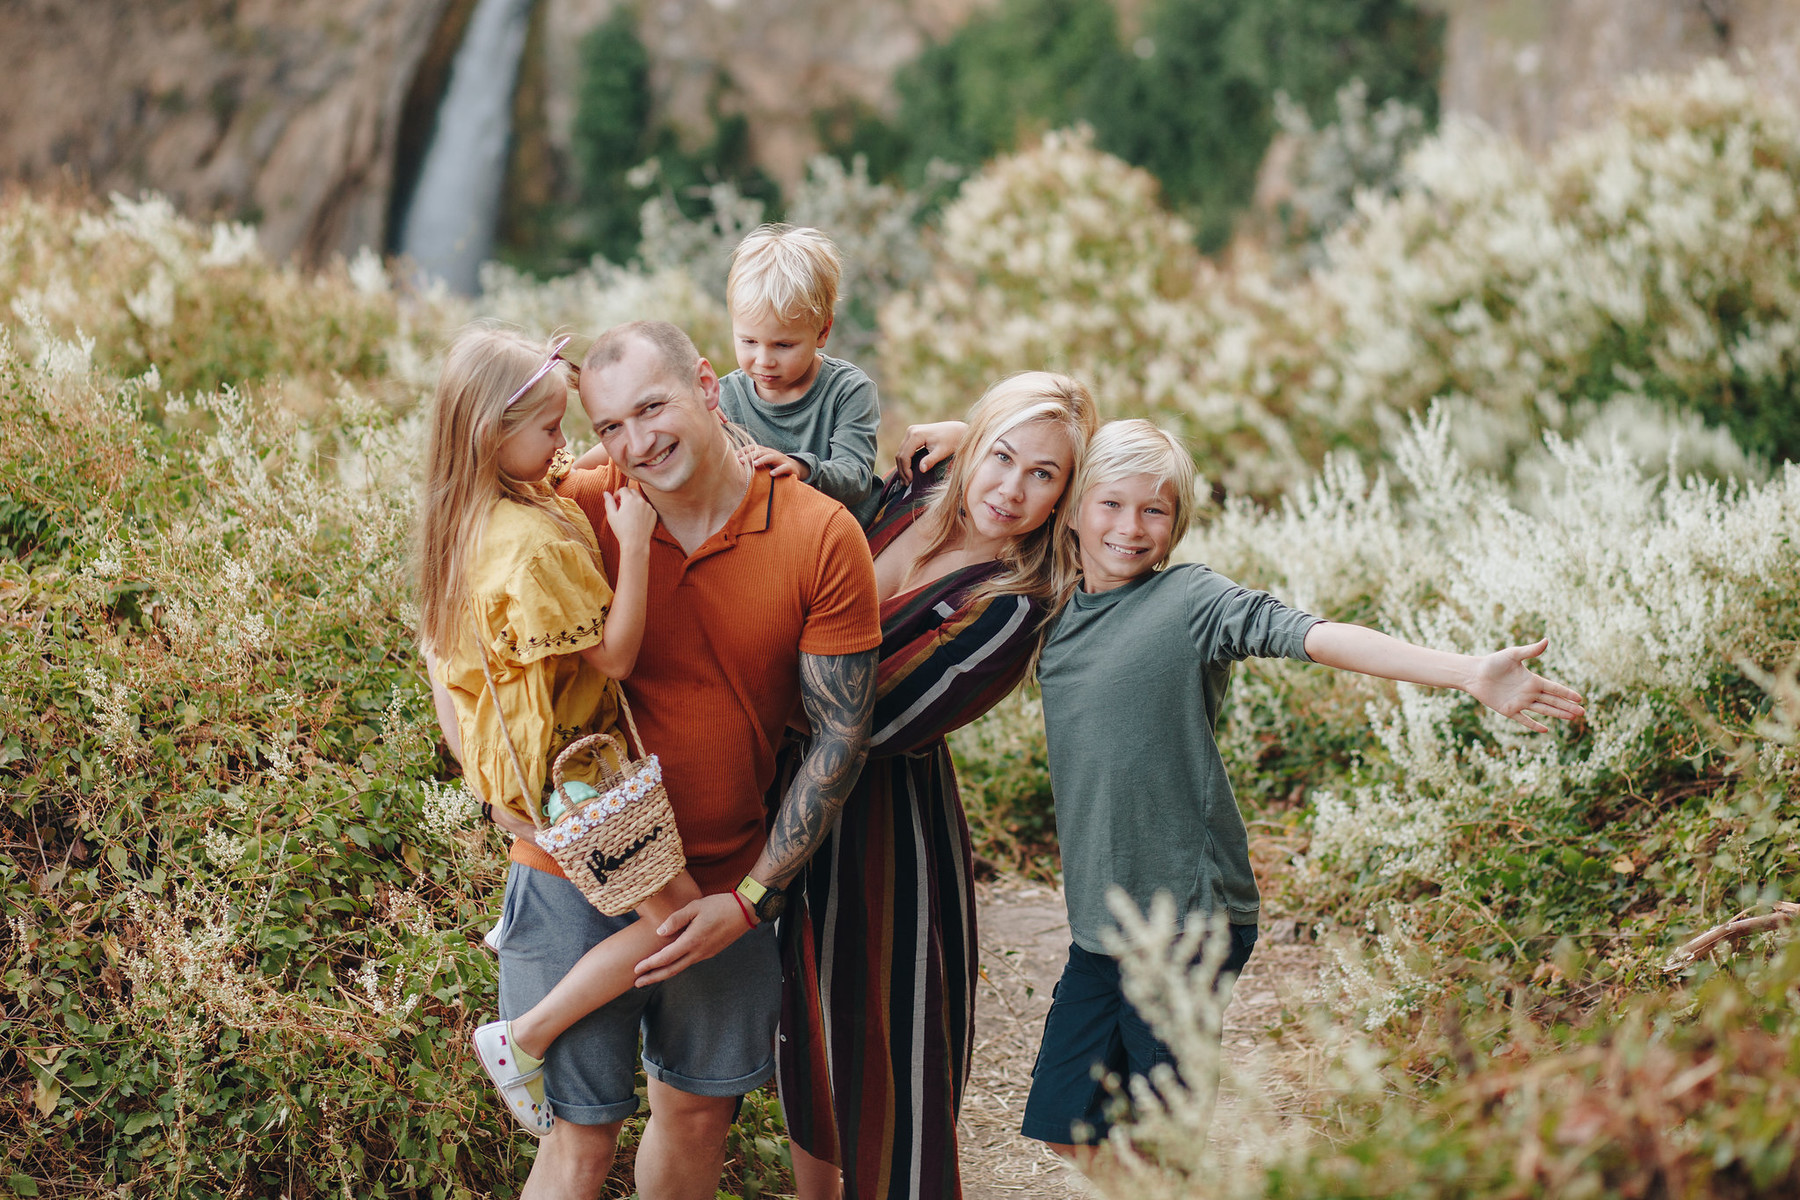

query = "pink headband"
[[504, 335, 575, 409]]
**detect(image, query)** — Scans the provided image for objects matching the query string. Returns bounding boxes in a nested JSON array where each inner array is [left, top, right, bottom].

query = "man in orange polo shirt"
[[494, 320, 880, 1200]]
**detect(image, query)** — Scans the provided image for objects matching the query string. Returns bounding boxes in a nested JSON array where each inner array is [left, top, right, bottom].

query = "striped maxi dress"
[[776, 470, 1045, 1200]]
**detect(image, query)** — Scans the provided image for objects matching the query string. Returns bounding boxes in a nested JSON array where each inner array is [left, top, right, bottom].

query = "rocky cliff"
[[10, 0, 1795, 272], [0, 0, 453, 266], [537, 0, 985, 187], [1440, 0, 1800, 147], [0, 0, 981, 265]]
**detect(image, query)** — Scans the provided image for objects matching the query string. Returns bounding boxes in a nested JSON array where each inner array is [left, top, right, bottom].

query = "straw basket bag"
[[532, 700, 685, 914], [472, 622, 685, 916]]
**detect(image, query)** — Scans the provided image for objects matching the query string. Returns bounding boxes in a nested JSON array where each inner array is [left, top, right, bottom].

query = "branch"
[[1662, 902, 1800, 972]]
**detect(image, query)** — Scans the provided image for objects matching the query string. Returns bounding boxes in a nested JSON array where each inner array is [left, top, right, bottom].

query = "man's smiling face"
[[580, 335, 722, 497]]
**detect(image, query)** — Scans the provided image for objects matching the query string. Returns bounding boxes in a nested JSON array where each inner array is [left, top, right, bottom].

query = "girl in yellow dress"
[[416, 327, 699, 1137]]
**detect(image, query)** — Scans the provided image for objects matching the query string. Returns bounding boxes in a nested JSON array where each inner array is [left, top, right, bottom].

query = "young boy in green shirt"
[[1023, 419, 1586, 1154], [573, 223, 883, 523], [720, 223, 882, 524]]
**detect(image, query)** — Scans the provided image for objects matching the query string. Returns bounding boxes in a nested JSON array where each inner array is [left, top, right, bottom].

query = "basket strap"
[[471, 614, 549, 833], [552, 731, 628, 789], [612, 682, 648, 760]]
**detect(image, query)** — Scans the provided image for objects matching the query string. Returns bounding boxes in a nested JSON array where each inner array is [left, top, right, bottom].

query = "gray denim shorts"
[[493, 862, 782, 1126]]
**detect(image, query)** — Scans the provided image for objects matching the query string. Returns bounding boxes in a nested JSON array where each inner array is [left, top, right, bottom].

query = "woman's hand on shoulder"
[[894, 421, 969, 481], [603, 487, 658, 552]]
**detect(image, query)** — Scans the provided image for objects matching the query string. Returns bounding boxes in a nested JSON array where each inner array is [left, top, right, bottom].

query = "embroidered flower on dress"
[[546, 447, 575, 486]]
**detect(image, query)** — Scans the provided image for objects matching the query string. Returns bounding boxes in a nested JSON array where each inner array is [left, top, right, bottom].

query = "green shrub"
[[882, 61, 1800, 496], [859, 0, 1441, 249], [1100, 901, 1800, 1199], [0, 321, 786, 1197], [0, 193, 420, 411], [950, 689, 1059, 876], [555, 9, 782, 271]]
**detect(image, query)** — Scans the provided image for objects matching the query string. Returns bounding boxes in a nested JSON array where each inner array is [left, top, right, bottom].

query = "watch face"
[[754, 888, 787, 922]]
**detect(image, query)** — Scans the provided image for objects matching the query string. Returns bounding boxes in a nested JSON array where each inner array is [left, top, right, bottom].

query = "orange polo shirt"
[[510, 463, 880, 893]]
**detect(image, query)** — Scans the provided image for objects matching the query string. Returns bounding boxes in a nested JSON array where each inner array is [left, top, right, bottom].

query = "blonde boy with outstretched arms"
[[573, 223, 882, 523], [1020, 419, 1587, 1157]]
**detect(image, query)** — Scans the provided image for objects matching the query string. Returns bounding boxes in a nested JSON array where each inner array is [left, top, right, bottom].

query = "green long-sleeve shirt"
[[719, 355, 880, 524], [1038, 564, 1321, 951]]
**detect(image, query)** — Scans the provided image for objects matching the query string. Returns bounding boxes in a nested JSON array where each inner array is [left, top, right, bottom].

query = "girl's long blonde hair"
[[913, 371, 1098, 614], [416, 325, 592, 659]]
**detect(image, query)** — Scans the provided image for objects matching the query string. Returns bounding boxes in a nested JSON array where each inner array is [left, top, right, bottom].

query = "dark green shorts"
[[1020, 925, 1257, 1145]]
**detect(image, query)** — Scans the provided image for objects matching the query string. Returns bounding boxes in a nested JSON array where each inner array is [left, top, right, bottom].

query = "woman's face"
[[961, 418, 1074, 545]]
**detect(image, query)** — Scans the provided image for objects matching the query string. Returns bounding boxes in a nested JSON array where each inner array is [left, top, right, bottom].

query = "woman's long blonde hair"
[[416, 325, 592, 659], [913, 371, 1098, 613]]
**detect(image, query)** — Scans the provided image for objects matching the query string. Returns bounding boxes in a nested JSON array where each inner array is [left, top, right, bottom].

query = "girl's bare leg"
[[790, 1141, 844, 1200], [508, 871, 704, 1060]]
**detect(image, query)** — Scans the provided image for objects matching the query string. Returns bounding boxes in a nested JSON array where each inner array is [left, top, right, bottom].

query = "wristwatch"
[[735, 873, 787, 923]]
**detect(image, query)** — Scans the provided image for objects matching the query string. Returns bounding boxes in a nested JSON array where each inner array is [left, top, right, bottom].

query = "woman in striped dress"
[[778, 373, 1099, 1200]]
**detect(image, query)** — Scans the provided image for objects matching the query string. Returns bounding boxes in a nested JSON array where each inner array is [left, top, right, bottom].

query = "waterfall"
[[398, 0, 536, 294]]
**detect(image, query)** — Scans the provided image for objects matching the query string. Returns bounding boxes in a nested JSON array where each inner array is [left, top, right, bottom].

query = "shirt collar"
[[656, 464, 775, 561]]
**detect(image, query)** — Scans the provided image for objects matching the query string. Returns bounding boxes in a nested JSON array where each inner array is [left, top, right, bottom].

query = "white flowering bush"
[[0, 315, 529, 1193], [0, 188, 809, 1197], [0, 192, 428, 410], [1267, 78, 1429, 268], [1085, 893, 1800, 1200], [879, 127, 1316, 493], [1317, 59, 1800, 474], [474, 254, 733, 372], [883, 61, 1800, 493], [6, 56, 1800, 1199]]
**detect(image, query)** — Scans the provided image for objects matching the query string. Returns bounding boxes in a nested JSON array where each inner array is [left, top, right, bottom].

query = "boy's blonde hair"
[[1067, 419, 1199, 569], [416, 325, 593, 659], [726, 223, 841, 328], [916, 371, 1099, 615]]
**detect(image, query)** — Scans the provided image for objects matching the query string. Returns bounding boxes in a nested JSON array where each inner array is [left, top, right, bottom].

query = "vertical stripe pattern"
[[776, 471, 1045, 1200]]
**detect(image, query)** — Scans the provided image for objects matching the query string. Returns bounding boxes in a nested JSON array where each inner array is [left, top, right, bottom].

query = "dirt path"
[[958, 878, 1322, 1198]]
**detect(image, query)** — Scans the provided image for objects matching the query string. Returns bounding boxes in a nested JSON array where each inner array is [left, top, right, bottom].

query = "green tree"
[[567, 11, 782, 267], [570, 8, 656, 263], [885, 0, 1127, 183], [862, 0, 1441, 251], [1097, 0, 1441, 248]]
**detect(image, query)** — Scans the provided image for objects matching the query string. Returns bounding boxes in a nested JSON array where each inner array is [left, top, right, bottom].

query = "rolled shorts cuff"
[[541, 1093, 640, 1128], [645, 1053, 776, 1098]]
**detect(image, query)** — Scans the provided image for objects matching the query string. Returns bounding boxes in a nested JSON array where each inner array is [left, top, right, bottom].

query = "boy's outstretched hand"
[[1304, 624, 1586, 732], [1465, 638, 1587, 732]]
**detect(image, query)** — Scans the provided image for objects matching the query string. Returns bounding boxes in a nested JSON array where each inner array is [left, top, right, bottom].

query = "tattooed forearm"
[[758, 648, 876, 888]]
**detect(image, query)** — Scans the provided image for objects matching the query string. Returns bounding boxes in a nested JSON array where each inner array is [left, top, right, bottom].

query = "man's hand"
[[1466, 638, 1587, 732], [631, 649, 875, 984], [740, 444, 810, 480], [491, 804, 537, 839], [570, 442, 611, 471], [633, 893, 752, 985]]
